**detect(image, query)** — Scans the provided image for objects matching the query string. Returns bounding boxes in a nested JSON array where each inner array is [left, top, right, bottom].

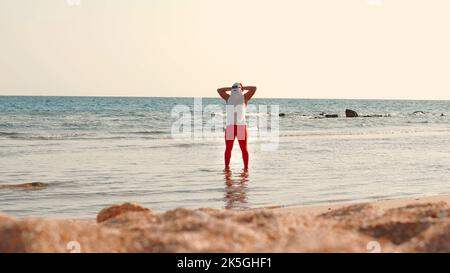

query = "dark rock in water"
[[0, 182, 48, 190], [325, 114, 338, 118], [315, 112, 339, 118], [441, 113, 445, 117], [345, 109, 359, 118], [279, 113, 286, 117], [28, 182, 46, 187], [413, 111, 425, 115]]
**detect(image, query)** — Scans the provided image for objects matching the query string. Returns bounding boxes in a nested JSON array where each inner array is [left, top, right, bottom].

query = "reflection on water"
[[223, 170, 249, 210]]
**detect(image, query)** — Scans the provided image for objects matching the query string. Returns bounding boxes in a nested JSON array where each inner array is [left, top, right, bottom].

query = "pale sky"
[[1, 0, 449, 99]]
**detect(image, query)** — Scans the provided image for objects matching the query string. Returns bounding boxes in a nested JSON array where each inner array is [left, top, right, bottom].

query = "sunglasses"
[[232, 85, 241, 89]]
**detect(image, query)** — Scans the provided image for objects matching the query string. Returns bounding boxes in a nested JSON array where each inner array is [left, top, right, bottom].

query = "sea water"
[[1, 96, 450, 218]]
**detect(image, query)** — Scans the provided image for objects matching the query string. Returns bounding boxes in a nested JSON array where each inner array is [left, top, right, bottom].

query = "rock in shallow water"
[[325, 114, 338, 118], [97, 202, 151, 223], [0, 182, 48, 190], [345, 109, 359, 118]]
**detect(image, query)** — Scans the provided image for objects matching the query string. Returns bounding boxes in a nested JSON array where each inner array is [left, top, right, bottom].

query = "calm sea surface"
[[1, 96, 450, 218]]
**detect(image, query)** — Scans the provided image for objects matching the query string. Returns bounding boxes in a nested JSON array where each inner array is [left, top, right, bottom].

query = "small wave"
[[0, 132, 90, 140], [246, 112, 270, 117], [406, 120, 429, 124], [130, 130, 168, 135], [162, 142, 218, 149], [61, 121, 102, 127], [277, 127, 450, 138], [141, 135, 173, 140], [110, 130, 169, 136], [0, 123, 13, 128], [198, 168, 218, 173], [0, 130, 174, 141], [0, 131, 19, 137]]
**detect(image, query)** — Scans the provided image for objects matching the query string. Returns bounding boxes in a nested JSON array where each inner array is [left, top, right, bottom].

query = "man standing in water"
[[217, 83, 257, 171]]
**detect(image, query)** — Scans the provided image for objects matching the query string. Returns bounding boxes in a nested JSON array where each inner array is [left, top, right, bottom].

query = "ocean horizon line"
[[1, 94, 450, 102]]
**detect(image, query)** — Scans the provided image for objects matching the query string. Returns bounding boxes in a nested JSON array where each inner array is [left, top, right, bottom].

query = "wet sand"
[[1, 195, 450, 252]]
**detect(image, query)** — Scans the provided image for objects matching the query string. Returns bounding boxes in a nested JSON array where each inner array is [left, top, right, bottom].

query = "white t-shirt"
[[226, 90, 246, 126]]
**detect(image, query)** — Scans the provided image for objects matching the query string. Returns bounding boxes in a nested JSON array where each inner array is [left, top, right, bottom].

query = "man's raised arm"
[[243, 86, 257, 104], [217, 87, 231, 101]]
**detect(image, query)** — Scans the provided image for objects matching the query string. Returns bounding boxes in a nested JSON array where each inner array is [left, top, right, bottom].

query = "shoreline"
[[1, 194, 450, 252], [276, 194, 450, 214]]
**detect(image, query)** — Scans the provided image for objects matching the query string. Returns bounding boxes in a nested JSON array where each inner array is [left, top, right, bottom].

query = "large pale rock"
[[0, 215, 123, 252]]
